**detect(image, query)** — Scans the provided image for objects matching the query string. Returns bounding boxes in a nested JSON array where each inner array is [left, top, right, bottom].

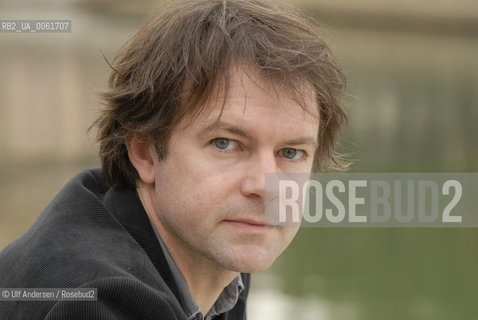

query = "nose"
[[239, 151, 277, 199]]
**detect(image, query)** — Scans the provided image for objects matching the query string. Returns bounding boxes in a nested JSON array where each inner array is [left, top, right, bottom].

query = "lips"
[[223, 219, 274, 231]]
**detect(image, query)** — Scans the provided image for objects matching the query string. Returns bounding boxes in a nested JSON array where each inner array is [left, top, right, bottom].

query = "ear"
[[125, 134, 157, 184]]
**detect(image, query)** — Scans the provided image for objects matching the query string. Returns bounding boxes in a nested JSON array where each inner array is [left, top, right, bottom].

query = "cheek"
[[154, 176, 228, 228], [284, 225, 300, 246], [152, 151, 247, 226]]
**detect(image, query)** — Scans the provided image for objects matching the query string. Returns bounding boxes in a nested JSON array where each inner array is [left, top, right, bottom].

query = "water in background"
[[1, 1, 477, 319]]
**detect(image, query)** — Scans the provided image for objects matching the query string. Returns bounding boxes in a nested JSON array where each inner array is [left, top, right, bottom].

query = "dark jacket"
[[0, 169, 249, 319]]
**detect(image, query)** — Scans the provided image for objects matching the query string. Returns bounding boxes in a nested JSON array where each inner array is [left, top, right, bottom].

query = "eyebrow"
[[199, 120, 319, 149]]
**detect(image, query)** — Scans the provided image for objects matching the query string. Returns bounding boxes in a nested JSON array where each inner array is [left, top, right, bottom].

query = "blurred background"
[[0, 0, 477, 319]]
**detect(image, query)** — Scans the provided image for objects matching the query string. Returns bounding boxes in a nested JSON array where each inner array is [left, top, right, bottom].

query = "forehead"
[[180, 64, 320, 133]]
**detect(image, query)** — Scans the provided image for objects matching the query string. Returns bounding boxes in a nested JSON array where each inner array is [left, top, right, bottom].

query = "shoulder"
[[0, 169, 136, 286], [43, 277, 186, 320], [0, 169, 184, 319]]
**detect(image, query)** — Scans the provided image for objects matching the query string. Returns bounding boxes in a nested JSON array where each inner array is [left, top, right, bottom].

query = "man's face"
[[150, 66, 319, 273]]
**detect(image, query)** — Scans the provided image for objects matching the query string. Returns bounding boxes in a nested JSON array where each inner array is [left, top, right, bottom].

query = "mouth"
[[223, 219, 275, 232]]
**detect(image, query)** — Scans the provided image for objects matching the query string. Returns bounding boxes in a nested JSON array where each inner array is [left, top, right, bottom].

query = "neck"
[[173, 248, 237, 314], [136, 183, 238, 314]]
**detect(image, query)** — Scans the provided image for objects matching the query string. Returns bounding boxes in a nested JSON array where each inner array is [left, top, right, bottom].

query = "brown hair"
[[94, 0, 348, 189]]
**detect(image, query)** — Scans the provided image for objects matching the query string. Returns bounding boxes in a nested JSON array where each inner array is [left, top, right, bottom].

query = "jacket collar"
[[102, 185, 181, 301]]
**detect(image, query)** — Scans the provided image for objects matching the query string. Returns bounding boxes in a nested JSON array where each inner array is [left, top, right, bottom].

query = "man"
[[0, 0, 347, 319]]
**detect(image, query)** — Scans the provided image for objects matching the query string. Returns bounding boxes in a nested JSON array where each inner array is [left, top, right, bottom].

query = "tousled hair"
[[94, 0, 348, 188]]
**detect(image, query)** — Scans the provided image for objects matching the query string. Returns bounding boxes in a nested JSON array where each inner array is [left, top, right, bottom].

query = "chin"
[[223, 260, 274, 273], [218, 248, 278, 273], [238, 262, 274, 273]]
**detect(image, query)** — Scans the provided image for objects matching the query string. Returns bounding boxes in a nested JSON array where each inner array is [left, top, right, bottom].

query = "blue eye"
[[213, 138, 238, 151], [280, 148, 304, 160], [214, 138, 229, 149]]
